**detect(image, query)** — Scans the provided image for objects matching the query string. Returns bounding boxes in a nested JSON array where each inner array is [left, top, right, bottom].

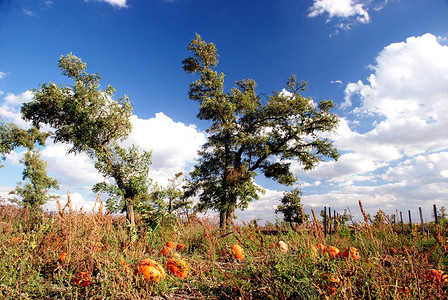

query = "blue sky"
[[1, 0, 448, 223]]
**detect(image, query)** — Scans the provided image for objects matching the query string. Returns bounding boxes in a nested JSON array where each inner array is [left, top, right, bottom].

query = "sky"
[[1, 0, 448, 224]]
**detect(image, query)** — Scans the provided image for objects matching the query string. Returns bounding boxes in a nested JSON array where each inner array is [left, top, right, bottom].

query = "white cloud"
[[0, 71, 6, 79], [88, 0, 128, 8], [283, 34, 448, 224], [123, 113, 207, 185], [344, 33, 448, 156], [41, 142, 104, 186], [236, 188, 284, 223], [308, 0, 370, 24], [4, 90, 34, 106], [1, 91, 35, 128], [23, 9, 34, 16]]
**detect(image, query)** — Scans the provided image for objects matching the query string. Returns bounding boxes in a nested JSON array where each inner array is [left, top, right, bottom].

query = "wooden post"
[[408, 210, 412, 231], [323, 207, 327, 237], [328, 207, 332, 235], [434, 204, 438, 225], [419, 207, 425, 234], [400, 211, 404, 235]]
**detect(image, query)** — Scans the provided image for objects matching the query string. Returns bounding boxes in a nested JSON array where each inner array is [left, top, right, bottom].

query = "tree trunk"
[[219, 204, 235, 229], [219, 210, 227, 229], [126, 201, 135, 227]]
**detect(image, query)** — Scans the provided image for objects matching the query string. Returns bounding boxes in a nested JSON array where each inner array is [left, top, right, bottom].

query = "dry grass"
[[0, 196, 447, 299]]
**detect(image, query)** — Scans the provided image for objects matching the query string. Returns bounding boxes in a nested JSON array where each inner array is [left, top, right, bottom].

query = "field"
[[0, 196, 447, 299]]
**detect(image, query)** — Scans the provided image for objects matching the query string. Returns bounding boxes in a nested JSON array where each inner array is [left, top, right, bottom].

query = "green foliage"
[[21, 53, 152, 226], [92, 145, 152, 212], [183, 34, 339, 228], [22, 53, 133, 156], [0, 117, 50, 168], [9, 150, 59, 208], [275, 188, 308, 225]]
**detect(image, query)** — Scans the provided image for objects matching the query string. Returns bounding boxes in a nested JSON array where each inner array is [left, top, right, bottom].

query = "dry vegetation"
[[1, 195, 448, 299]]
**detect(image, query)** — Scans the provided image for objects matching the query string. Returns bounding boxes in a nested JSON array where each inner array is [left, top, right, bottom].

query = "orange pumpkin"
[[231, 244, 245, 260], [161, 246, 173, 257], [72, 271, 91, 286], [326, 246, 340, 259], [167, 258, 189, 279], [176, 243, 186, 251], [138, 259, 166, 282], [317, 243, 326, 253], [60, 252, 68, 262], [166, 241, 176, 249], [425, 269, 448, 283], [323, 273, 342, 295], [120, 258, 130, 272], [342, 247, 360, 261]]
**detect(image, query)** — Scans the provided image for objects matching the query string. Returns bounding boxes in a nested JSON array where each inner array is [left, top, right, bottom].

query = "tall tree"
[[21, 54, 150, 226], [183, 34, 339, 228]]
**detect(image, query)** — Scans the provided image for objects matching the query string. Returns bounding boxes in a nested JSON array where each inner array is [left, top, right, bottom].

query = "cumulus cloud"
[[123, 113, 207, 184], [0, 71, 6, 79], [1, 91, 35, 128], [288, 33, 448, 222], [4, 90, 34, 106], [344, 33, 448, 156], [308, 0, 370, 24]]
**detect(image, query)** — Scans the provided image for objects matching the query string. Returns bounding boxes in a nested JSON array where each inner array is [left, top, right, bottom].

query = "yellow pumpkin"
[[310, 245, 318, 259], [277, 241, 289, 253]]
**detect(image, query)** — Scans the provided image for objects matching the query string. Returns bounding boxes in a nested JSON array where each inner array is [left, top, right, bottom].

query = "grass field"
[[1, 196, 447, 299]]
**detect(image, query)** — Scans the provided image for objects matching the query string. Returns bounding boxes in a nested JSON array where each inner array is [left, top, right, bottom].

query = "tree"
[[1, 116, 57, 208], [0, 117, 49, 168], [10, 149, 59, 208], [275, 188, 309, 228], [137, 172, 192, 228], [92, 144, 152, 225], [21, 54, 150, 226], [182, 34, 339, 228]]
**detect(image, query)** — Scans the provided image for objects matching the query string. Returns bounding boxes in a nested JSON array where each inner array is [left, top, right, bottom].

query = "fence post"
[[400, 211, 404, 235], [434, 204, 438, 225], [323, 206, 327, 237], [328, 207, 332, 235], [419, 207, 425, 234], [334, 210, 337, 233], [408, 210, 412, 231]]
